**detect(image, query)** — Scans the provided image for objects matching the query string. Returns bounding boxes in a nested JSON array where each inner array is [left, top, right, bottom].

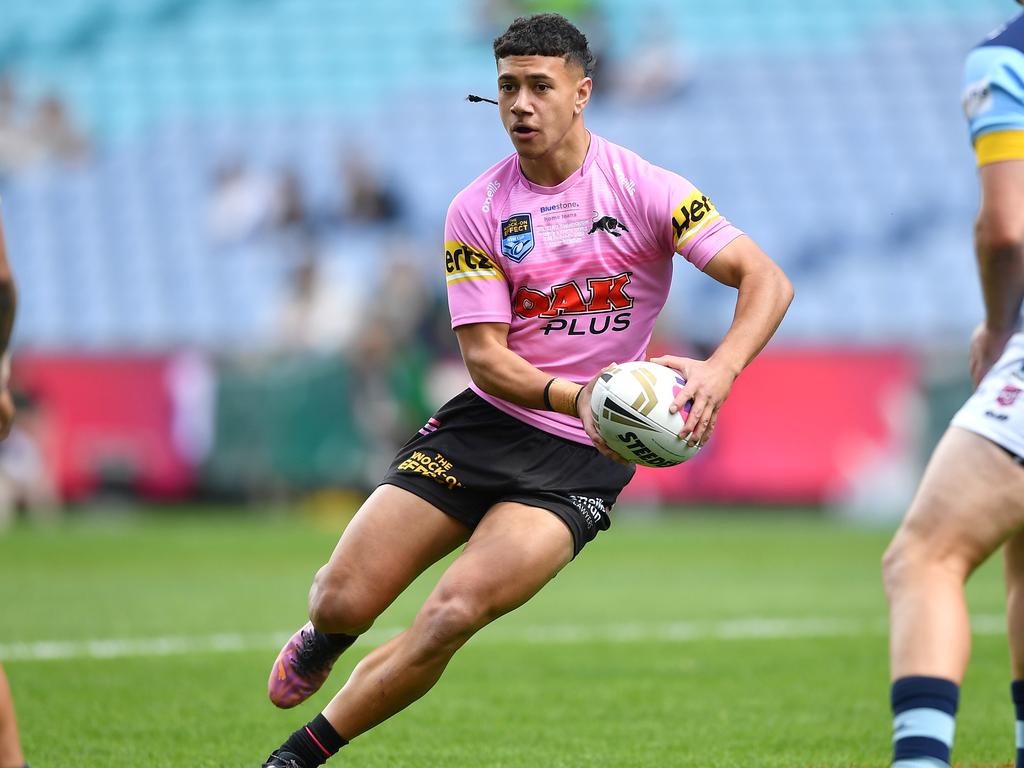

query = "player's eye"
[[535, 83, 550, 92], [499, 83, 516, 93]]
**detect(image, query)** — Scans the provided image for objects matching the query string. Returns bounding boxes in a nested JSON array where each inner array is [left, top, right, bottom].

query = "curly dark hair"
[[493, 13, 595, 77]]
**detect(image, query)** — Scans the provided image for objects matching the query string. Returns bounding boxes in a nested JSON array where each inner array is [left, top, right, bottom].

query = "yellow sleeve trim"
[[444, 240, 506, 284], [975, 130, 1024, 166]]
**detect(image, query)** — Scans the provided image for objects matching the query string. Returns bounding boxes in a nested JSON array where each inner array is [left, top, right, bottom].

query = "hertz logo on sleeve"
[[671, 190, 721, 249], [445, 241, 505, 285]]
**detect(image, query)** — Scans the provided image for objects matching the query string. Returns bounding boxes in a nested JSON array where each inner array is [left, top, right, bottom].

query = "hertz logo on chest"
[[501, 213, 535, 263]]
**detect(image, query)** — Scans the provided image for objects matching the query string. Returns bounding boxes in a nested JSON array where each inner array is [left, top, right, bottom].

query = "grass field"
[[0, 505, 1015, 767]]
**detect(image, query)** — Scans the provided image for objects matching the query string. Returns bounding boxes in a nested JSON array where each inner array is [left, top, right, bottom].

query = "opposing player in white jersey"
[[260, 14, 793, 767], [883, 4, 1024, 767]]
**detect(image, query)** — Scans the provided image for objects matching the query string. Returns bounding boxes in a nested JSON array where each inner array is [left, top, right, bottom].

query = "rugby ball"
[[591, 361, 701, 467]]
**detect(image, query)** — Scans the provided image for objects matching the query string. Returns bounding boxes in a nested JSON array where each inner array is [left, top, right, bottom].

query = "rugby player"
[[883, 3, 1024, 766], [261, 13, 793, 767], [0, 207, 28, 768]]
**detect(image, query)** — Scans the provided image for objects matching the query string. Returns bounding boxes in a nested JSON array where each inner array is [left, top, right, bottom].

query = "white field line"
[[0, 614, 1009, 663]]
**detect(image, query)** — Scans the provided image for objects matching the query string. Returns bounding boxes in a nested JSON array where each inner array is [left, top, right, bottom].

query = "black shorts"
[[380, 389, 635, 557]]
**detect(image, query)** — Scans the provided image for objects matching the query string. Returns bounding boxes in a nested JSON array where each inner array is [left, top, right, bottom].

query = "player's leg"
[[883, 427, 1024, 766], [268, 484, 470, 708], [1004, 527, 1024, 767], [262, 500, 574, 766], [0, 663, 26, 768], [321, 500, 573, 739]]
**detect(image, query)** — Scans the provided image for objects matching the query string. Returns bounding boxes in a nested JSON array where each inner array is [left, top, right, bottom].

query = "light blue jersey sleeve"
[[962, 45, 1024, 142]]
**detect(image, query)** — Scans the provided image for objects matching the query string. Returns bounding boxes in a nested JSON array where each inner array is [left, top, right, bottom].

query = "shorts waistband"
[[999, 443, 1024, 467]]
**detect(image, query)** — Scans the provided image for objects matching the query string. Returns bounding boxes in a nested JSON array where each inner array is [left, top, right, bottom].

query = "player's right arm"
[[971, 159, 1024, 384], [454, 322, 579, 415], [453, 322, 625, 464], [963, 44, 1024, 383], [0, 210, 16, 439], [445, 196, 625, 462], [445, 196, 584, 412]]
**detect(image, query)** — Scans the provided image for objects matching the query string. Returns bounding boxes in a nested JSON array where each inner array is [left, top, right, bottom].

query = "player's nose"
[[510, 91, 533, 114]]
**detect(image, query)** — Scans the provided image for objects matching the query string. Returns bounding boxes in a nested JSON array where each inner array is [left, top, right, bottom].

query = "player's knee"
[[881, 538, 913, 600], [416, 593, 491, 655], [308, 567, 378, 635], [882, 531, 972, 600]]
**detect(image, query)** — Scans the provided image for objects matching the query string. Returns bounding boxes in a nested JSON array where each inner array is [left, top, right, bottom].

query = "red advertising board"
[[14, 354, 195, 500], [620, 348, 918, 504]]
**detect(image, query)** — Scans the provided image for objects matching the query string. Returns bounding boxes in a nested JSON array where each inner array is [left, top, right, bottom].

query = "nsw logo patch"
[[501, 213, 535, 262], [997, 384, 1022, 407]]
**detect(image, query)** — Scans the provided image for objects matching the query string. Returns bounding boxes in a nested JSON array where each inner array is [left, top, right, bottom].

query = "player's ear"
[[575, 76, 592, 115]]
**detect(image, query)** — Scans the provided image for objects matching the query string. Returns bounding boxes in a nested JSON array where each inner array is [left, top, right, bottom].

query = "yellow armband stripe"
[[671, 190, 720, 249], [975, 130, 1024, 166], [444, 241, 505, 285]]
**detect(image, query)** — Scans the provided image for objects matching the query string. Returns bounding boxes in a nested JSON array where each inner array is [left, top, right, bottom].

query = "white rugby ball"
[[590, 361, 701, 467]]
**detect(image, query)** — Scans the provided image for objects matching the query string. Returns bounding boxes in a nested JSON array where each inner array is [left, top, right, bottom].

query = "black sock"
[[324, 632, 358, 654], [279, 714, 348, 767]]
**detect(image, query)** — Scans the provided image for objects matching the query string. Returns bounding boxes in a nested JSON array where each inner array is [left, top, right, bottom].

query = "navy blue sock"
[[278, 714, 348, 767], [1012, 680, 1024, 768], [891, 676, 959, 767]]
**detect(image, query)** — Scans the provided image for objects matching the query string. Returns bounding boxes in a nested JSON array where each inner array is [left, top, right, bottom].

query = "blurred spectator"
[[370, 241, 432, 342], [0, 390, 59, 529], [349, 312, 433, 484], [336, 148, 401, 226], [276, 169, 309, 235], [608, 13, 694, 103], [0, 75, 37, 177], [31, 92, 91, 164], [271, 168, 314, 262], [271, 246, 364, 354], [167, 350, 216, 469], [480, 0, 598, 28], [476, 1, 609, 88], [207, 160, 281, 245], [476, 0, 524, 38], [0, 82, 91, 175]]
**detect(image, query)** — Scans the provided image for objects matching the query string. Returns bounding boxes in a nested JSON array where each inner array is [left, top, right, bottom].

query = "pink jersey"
[[445, 132, 743, 444]]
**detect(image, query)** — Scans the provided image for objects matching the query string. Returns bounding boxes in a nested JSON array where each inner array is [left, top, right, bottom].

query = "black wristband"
[[542, 377, 557, 411], [573, 386, 584, 417]]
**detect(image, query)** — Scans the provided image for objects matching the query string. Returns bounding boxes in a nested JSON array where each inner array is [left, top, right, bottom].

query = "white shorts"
[[951, 332, 1024, 460]]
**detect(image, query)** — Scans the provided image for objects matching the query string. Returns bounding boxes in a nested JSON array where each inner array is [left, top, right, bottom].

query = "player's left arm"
[[652, 235, 793, 447]]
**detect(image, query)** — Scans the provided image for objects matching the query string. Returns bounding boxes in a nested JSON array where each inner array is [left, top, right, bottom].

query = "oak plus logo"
[[512, 271, 634, 336]]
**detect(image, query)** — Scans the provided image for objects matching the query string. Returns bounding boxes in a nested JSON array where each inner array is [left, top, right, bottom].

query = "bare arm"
[[454, 322, 582, 415], [0, 212, 16, 438], [970, 159, 1024, 384], [652, 235, 793, 446], [454, 322, 626, 463]]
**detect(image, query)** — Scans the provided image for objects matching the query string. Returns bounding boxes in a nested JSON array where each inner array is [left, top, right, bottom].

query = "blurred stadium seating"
[[0, 0, 1014, 504], [0, 0, 1011, 349]]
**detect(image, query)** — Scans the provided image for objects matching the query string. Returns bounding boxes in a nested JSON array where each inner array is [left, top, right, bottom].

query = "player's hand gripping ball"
[[591, 361, 701, 467]]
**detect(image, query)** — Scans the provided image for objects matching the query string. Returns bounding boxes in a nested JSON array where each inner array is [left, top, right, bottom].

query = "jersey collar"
[[516, 131, 599, 196]]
